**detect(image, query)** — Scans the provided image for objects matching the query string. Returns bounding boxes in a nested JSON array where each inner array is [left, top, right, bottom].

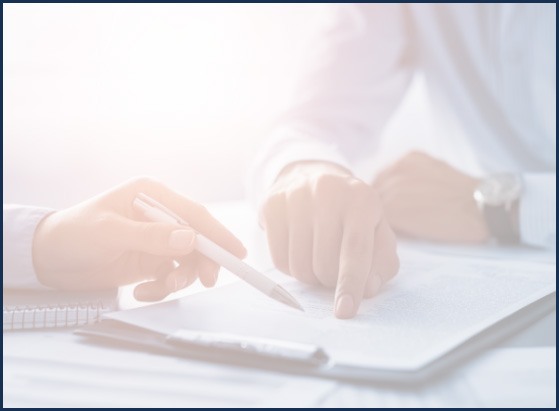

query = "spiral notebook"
[[3, 288, 117, 331]]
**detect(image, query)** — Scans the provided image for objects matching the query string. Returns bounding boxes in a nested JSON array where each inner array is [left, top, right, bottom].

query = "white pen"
[[132, 193, 304, 311]]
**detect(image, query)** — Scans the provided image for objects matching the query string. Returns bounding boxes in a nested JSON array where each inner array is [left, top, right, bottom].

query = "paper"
[[105, 249, 555, 372]]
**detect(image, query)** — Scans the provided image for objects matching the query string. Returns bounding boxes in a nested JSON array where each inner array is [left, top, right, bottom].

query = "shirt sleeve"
[[519, 173, 556, 249], [3, 205, 55, 289], [248, 4, 414, 205]]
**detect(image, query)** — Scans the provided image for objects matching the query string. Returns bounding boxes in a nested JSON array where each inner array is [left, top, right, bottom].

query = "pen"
[[167, 329, 328, 366], [132, 193, 304, 311]]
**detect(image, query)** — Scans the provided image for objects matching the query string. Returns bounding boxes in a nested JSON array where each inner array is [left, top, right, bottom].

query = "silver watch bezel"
[[473, 173, 522, 210]]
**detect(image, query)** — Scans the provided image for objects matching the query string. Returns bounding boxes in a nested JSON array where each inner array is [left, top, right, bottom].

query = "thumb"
[[103, 215, 197, 256]]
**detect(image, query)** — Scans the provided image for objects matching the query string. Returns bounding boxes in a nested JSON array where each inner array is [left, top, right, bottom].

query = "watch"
[[473, 173, 523, 244]]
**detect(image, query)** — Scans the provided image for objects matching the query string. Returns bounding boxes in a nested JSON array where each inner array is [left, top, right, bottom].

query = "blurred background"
[[4, 4, 461, 209]]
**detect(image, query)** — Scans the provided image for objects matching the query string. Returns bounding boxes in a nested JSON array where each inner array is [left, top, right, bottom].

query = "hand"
[[260, 161, 399, 319], [32, 177, 246, 301], [374, 151, 489, 243]]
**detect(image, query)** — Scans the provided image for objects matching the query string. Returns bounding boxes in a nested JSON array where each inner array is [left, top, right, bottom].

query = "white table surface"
[[3, 202, 556, 408]]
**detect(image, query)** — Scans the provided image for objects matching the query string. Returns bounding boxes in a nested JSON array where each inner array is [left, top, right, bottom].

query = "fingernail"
[[168, 230, 196, 252], [335, 294, 355, 319], [133, 285, 149, 301]]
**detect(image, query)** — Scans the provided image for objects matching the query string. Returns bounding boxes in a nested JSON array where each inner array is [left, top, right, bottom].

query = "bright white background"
[[4, 4, 455, 209]]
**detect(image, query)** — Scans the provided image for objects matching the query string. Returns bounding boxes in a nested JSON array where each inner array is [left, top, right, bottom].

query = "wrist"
[[277, 161, 353, 182]]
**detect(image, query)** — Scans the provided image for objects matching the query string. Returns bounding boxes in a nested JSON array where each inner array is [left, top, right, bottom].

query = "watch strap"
[[483, 204, 520, 245]]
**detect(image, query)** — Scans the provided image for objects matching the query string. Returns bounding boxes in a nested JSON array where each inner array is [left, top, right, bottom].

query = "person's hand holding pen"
[[32, 177, 247, 301]]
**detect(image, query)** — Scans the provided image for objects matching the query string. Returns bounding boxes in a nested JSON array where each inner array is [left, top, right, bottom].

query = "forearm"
[[248, 126, 353, 207], [249, 5, 413, 204]]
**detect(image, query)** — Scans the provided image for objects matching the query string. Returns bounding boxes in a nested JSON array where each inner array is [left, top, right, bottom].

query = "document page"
[[106, 249, 555, 371]]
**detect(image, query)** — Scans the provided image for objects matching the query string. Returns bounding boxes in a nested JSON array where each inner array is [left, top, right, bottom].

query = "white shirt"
[[251, 3, 556, 249], [3, 205, 53, 288]]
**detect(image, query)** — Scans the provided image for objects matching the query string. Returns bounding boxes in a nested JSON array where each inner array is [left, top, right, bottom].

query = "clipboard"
[[75, 290, 555, 384], [75, 246, 556, 384], [75, 320, 330, 372]]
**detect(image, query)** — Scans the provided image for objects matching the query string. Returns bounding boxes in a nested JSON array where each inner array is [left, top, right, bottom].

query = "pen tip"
[[272, 287, 304, 312], [291, 299, 305, 312]]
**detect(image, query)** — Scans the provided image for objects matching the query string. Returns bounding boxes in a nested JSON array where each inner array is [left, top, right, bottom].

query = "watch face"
[[474, 173, 522, 207]]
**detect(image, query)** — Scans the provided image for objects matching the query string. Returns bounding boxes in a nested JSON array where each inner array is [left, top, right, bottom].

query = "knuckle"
[[285, 186, 308, 204], [392, 152, 417, 169], [312, 174, 341, 196], [407, 150, 425, 160], [346, 187, 380, 217], [311, 175, 378, 211], [347, 177, 367, 191], [128, 176, 162, 190], [262, 193, 284, 218], [347, 180, 375, 202]]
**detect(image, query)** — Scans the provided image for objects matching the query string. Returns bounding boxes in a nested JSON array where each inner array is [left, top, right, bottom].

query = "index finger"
[[334, 210, 377, 319], [134, 178, 247, 259]]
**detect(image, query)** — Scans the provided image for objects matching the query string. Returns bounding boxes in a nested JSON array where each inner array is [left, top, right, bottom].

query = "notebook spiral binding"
[[3, 301, 110, 331]]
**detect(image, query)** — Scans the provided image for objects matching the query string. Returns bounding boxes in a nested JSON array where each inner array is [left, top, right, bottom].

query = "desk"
[[3, 202, 556, 408]]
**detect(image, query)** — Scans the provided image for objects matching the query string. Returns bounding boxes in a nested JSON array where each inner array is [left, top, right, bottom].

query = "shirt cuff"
[[519, 173, 556, 249], [247, 126, 351, 209], [3, 205, 55, 289]]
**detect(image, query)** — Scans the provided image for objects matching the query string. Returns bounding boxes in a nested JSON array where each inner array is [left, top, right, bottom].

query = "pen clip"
[[166, 329, 329, 367]]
